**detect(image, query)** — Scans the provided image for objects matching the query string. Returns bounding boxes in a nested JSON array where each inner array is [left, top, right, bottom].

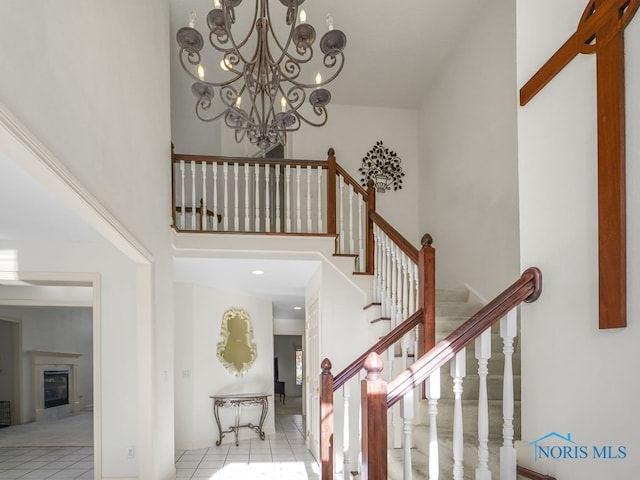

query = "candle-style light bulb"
[[235, 96, 242, 108], [280, 96, 287, 112], [326, 13, 334, 31], [213, 0, 221, 8], [189, 10, 196, 28], [315, 72, 322, 86], [299, 9, 306, 24], [220, 58, 231, 71], [197, 64, 205, 81]]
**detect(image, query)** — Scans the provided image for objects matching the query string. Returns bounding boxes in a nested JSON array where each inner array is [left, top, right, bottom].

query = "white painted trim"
[[0, 299, 92, 307], [0, 101, 152, 264]]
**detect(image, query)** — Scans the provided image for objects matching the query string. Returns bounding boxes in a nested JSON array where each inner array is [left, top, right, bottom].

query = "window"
[[295, 348, 303, 386]]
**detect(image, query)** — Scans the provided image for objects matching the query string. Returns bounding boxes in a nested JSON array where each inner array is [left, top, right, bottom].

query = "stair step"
[[435, 289, 470, 303], [436, 301, 483, 317], [436, 372, 521, 401]]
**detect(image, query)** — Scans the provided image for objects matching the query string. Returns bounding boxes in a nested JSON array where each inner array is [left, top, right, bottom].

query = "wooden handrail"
[[386, 267, 542, 407], [370, 210, 419, 264], [332, 308, 424, 391], [172, 152, 328, 169], [517, 466, 557, 480], [335, 163, 369, 199]]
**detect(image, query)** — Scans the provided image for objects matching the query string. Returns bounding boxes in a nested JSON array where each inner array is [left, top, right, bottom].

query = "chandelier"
[[176, 0, 347, 152]]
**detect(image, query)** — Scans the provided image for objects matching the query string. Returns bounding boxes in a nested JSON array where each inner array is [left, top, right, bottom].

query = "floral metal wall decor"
[[358, 140, 404, 193], [216, 308, 258, 377]]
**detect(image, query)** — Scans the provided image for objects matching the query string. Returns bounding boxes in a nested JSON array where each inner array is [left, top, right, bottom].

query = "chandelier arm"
[[265, 1, 301, 66], [293, 107, 329, 128], [179, 52, 245, 88], [277, 52, 345, 89]]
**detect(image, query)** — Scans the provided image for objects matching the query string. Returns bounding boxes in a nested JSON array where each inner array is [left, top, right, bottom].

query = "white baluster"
[[390, 242, 398, 328], [358, 195, 364, 271], [317, 165, 323, 232], [349, 187, 354, 254], [427, 369, 440, 480], [475, 329, 492, 480], [212, 163, 218, 231], [373, 226, 381, 303], [452, 349, 466, 480], [223, 162, 229, 230], [500, 309, 517, 480], [255, 164, 260, 231], [201, 162, 207, 230], [235, 163, 241, 230], [190, 161, 196, 230], [401, 384, 414, 480], [296, 165, 302, 232], [343, 382, 350, 480], [285, 166, 291, 232], [265, 165, 271, 232], [401, 253, 409, 321], [275, 164, 281, 232], [243, 162, 249, 231], [383, 234, 392, 319], [307, 165, 312, 233], [339, 175, 345, 252], [179, 160, 185, 229], [408, 259, 416, 317]]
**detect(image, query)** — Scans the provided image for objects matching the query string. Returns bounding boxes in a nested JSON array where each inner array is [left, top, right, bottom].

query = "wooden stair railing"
[[517, 466, 558, 480], [321, 231, 435, 479], [359, 267, 542, 480], [171, 147, 376, 272]]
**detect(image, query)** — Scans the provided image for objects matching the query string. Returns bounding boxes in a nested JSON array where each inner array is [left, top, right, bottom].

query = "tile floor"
[[0, 447, 93, 479], [175, 411, 320, 480], [0, 405, 318, 479]]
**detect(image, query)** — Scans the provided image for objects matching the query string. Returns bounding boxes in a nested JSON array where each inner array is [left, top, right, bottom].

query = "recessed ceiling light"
[[293, 306, 302, 310], [251, 270, 265, 275]]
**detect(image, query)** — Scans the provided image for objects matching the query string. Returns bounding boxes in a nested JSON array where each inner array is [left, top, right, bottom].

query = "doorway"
[[274, 334, 303, 415]]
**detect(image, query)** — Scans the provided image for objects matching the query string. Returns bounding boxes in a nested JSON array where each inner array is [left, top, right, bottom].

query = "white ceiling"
[[169, 0, 482, 108], [2, 1, 478, 314]]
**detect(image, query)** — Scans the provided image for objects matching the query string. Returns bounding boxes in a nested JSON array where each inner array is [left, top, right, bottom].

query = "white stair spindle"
[[296, 165, 302, 232], [265, 166, 271, 232], [179, 160, 185, 229], [408, 260, 416, 319], [401, 252, 409, 321], [358, 195, 364, 271], [201, 162, 207, 230], [348, 187, 354, 254], [254, 164, 260, 231], [223, 162, 229, 230], [500, 309, 518, 480], [373, 226, 380, 303], [190, 161, 196, 230], [401, 384, 414, 480], [212, 163, 218, 231], [427, 369, 440, 480], [275, 164, 281, 232], [451, 348, 466, 480], [475, 329, 492, 480], [338, 175, 345, 252], [243, 162, 249, 231], [285, 165, 292, 232], [343, 382, 350, 480], [307, 165, 312, 233], [384, 234, 392, 319], [317, 165, 323, 232], [390, 243, 399, 328], [233, 163, 240, 232]]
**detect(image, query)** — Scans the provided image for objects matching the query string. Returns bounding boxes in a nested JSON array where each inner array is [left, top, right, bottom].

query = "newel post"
[[320, 358, 334, 480], [327, 148, 337, 236], [418, 233, 436, 357], [361, 353, 387, 480], [366, 180, 376, 274]]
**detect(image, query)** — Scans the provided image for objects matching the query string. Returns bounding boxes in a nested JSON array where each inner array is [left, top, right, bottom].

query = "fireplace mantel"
[[31, 351, 82, 421]]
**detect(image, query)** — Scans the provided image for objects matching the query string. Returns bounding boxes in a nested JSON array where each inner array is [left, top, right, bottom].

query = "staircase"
[[388, 288, 521, 480]]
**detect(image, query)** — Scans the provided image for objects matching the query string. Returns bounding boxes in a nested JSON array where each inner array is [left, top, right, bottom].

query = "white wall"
[[174, 283, 275, 449], [517, 0, 640, 477], [0, 306, 93, 421], [417, 0, 520, 300], [0, 2, 174, 478]]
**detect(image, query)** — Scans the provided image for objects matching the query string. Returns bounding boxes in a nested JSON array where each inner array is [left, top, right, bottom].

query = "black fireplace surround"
[[44, 370, 69, 409]]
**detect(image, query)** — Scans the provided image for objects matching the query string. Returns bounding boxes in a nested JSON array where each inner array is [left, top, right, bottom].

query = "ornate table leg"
[[214, 401, 224, 446], [257, 397, 268, 440]]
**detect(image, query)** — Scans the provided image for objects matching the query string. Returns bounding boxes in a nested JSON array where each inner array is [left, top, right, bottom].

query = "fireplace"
[[31, 351, 82, 421], [44, 370, 69, 409]]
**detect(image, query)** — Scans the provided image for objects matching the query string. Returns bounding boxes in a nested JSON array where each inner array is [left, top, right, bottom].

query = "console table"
[[210, 393, 270, 446]]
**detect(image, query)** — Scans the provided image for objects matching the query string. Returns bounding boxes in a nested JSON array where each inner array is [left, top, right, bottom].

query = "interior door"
[[305, 294, 321, 460]]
